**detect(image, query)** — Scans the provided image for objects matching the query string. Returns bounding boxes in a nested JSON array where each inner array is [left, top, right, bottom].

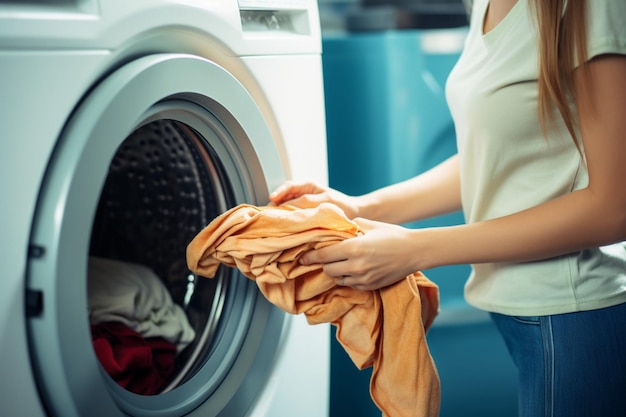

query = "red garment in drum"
[[91, 321, 176, 395]]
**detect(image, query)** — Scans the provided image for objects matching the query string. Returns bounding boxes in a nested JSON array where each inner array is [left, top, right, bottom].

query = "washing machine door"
[[26, 54, 289, 417]]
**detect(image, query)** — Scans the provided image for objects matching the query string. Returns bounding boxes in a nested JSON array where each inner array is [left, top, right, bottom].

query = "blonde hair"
[[532, 0, 589, 152]]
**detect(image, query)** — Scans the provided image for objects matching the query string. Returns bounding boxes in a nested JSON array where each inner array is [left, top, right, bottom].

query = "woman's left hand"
[[300, 218, 424, 291]]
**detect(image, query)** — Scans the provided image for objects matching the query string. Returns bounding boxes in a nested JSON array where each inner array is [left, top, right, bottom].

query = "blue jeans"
[[490, 302, 626, 417]]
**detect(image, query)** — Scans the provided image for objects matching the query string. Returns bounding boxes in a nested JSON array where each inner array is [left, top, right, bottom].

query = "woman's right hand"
[[268, 181, 361, 219]]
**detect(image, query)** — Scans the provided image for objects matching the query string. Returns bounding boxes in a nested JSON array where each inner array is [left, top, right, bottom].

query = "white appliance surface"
[[0, 1, 329, 416]]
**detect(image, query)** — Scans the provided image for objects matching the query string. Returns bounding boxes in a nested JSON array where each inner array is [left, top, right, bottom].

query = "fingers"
[[268, 181, 323, 205], [300, 245, 363, 289], [300, 245, 346, 266], [300, 246, 379, 290], [333, 274, 373, 291], [352, 217, 377, 232]]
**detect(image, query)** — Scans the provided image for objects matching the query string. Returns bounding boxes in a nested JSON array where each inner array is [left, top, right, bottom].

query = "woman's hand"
[[301, 217, 424, 291], [269, 181, 361, 219]]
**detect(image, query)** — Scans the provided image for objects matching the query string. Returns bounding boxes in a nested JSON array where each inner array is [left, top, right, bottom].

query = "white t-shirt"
[[446, 0, 626, 316]]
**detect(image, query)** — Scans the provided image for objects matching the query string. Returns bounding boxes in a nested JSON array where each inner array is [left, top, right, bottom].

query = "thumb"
[[352, 217, 378, 234]]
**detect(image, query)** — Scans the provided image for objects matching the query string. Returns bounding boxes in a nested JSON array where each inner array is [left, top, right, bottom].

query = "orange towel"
[[186, 203, 441, 417]]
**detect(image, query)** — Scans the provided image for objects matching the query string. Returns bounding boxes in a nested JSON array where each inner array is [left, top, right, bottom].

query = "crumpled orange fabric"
[[186, 203, 441, 417]]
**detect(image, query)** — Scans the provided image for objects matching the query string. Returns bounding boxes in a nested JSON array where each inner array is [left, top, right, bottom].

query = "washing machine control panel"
[[239, 0, 313, 35], [239, 0, 308, 9]]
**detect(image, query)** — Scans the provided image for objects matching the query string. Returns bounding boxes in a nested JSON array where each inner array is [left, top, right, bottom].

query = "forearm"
[[419, 55, 626, 270], [356, 154, 462, 224], [418, 187, 626, 270]]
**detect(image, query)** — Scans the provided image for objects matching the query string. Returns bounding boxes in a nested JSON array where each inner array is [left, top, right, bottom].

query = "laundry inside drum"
[[87, 119, 230, 395]]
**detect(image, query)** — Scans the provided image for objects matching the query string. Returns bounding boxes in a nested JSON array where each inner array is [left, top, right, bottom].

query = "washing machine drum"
[[26, 54, 287, 417], [89, 120, 225, 393]]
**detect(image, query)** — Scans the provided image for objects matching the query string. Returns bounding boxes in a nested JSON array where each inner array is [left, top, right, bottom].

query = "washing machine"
[[0, 1, 329, 416]]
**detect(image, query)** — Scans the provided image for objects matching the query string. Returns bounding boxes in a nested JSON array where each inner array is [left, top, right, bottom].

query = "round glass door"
[[26, 54, 288, 417]]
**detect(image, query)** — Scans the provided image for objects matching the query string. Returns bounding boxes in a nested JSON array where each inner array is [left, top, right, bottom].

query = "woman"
[[269, 0, 626, 416]]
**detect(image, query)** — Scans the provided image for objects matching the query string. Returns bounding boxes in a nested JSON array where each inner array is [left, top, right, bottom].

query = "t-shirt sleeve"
[[587, 0, 626, 60]]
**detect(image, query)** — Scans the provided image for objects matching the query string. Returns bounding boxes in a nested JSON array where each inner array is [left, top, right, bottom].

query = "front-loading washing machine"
[[0, 1, 329, 416]]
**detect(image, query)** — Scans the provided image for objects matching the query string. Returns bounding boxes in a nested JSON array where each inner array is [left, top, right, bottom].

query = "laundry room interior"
[[1, 0, 516, 416]]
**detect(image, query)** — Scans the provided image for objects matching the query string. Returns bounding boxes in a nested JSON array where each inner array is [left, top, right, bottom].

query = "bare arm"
[[269, 154, 462, 224], [302, 54, 626, 290], [356, 154, 462, 224], [419, 54, 626, 270]]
